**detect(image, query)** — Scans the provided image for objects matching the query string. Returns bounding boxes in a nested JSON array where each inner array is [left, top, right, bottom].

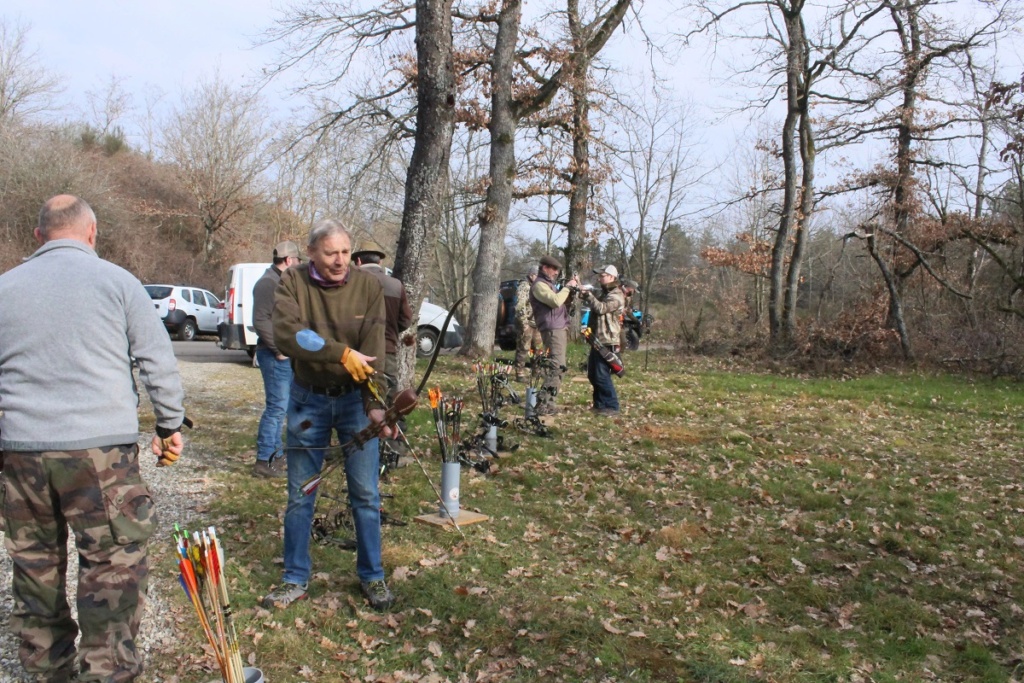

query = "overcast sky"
[[3, 0, 290, 124], [5, 0, 1020, 239], [2, 1, 705, 125]]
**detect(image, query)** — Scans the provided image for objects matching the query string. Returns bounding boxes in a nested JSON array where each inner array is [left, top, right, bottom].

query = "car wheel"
[[178, 318, 198, 342], [416, 328, 439, 358]]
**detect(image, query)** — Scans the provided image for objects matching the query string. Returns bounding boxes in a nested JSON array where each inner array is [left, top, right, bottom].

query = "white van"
[[217, 263, 463, 358]]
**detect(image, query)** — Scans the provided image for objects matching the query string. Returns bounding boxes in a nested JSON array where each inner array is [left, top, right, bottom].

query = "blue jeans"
[[256, 348, 293, 462], [282, 385, 383, 585], [587, 347, 619, 411]]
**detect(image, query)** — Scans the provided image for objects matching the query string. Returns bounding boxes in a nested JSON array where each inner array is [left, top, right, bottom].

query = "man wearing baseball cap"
[[252, 240, 303, 477], [579, 264, 625, 415], [528, 254, 578, 414]]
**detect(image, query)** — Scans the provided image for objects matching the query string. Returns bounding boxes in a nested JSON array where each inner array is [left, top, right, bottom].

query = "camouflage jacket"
[[514, 279, 536, 327]]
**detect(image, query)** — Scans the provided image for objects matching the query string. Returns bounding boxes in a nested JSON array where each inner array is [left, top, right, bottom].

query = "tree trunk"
[[563, 0, 590, 278], [394, 0, 456, 387], [782, 31, 814, 338], [884, 0, 921, 359], [868, 231, 914, 359], [461, 0, 522, 357], [768, 1, 805, 352]]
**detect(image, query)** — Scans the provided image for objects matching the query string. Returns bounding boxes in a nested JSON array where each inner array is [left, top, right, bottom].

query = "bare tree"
[[843, 0, 1013, 359], [460, 0, 633, 356], [393, 0, 457, 389], [85, 76, 132, 139], [161, 74, 274, 259], [0, 19, 61, 126], [272, 116, 407, 231], [606, 88, 702, 320]]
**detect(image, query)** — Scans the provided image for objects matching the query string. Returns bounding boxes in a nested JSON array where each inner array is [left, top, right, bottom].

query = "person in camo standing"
[[0, 195, 186, 683], [579, 264, 626, 415], [529, 255, 578, 415], [262, 219, 396, 612], [252, 240, 302, 478], [513, 265, 542, 382]]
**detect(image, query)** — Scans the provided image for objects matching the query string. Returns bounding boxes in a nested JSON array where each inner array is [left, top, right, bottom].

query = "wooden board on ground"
[[414, 510, 489, 528]]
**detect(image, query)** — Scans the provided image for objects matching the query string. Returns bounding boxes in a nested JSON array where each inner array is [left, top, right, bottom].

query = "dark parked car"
[[496, 279, 521, 351]]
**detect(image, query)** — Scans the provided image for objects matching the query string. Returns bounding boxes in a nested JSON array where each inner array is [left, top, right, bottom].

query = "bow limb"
[[416, 295, 468, 395]]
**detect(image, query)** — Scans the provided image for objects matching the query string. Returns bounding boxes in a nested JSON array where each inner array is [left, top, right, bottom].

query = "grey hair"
[[307, 218, 351, 248], [38, 196, 96, 238], [528, 265, 539, 277]]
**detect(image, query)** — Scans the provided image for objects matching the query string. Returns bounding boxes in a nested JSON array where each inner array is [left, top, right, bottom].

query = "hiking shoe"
[[253, 459, 286, 478], [595, 408, 620, 416], [261, 582, 308, 609], [360, 579, 395, 611]]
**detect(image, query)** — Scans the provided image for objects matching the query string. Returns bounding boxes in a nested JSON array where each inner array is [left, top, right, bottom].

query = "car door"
[[193, 290, 218, 333]]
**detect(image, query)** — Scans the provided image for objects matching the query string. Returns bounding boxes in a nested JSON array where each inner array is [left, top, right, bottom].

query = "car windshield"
[[145, 286, 173, 300]]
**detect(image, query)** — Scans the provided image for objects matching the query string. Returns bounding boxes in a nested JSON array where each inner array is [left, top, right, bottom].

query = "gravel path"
[[0, 361, 231, 682]]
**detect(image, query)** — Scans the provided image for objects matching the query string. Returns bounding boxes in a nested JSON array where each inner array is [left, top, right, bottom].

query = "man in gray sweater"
[[0, 195, 186, 683]]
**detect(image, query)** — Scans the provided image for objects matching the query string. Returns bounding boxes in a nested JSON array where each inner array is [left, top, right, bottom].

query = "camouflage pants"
[[513, 322, 543, 374], [1, 444, 155, 683]]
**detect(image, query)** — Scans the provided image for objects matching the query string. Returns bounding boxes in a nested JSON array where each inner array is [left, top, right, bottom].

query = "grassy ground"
[[147, 347, 1024, 683]]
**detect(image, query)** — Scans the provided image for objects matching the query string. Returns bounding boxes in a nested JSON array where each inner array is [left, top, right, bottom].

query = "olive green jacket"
[[273, 263, 387, 408]]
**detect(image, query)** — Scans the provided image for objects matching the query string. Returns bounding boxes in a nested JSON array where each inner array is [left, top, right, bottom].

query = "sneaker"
[[360, 579, 395, 611], [261, 582, 308, 609], [253, 459, 286, 478]]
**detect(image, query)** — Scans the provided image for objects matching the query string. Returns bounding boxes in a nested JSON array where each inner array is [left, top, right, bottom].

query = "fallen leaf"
[[602, 619, 623, 635]]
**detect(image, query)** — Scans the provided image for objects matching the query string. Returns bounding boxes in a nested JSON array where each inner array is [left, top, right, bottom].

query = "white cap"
[[593, 264, 619, 278]]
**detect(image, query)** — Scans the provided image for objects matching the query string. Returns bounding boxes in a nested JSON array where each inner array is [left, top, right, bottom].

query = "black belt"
[[294, 378, 355, 397]]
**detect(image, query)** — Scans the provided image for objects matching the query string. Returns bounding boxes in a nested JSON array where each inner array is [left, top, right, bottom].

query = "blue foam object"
[[296, 328, 326, 351]]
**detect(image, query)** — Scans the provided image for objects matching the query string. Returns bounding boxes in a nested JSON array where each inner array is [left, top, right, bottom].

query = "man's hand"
[[152, 431, 184, 467], [567, 276, 579, 289], [341, 347, 376, 382], [368, 408, 393, 439]]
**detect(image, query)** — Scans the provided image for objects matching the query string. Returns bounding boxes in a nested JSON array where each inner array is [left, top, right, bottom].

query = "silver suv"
[[144, 285, 222, 341]]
